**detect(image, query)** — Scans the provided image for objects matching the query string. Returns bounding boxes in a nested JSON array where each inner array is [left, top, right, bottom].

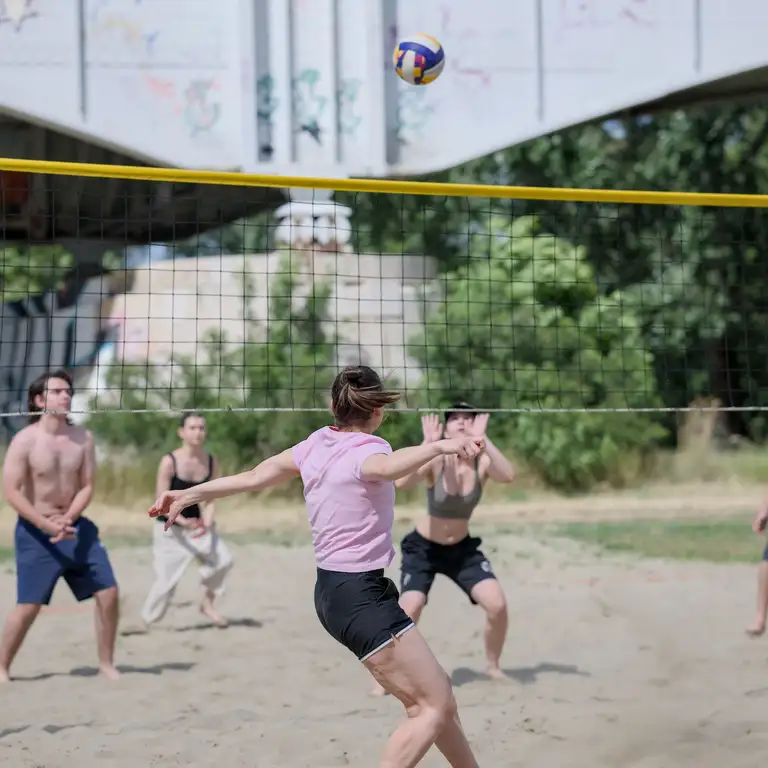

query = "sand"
[[0, 516, 766, 767]]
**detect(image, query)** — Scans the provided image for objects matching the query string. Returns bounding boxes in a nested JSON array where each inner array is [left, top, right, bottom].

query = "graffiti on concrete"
[[293, 68, 327, 144], [260, 71, 364, 142], [619, 0, 657, 26], [138, 74, 222, 137], [183, 79, 221, 136], [258, 71, 364, 148], [0, 274, 122, 437], [97, 16, 159, 55], [395, 89, 434, 145], [435, 7, 493, 87], [257, 73, 277, 158], [257, 74, 278, 124], [89, 0, 160, 55], [89, 1, 222, 139], [0, 0, 38, 31], [141, 73, 174, 101], [559, 0, 657, 28], [338, 78, 362, 137]]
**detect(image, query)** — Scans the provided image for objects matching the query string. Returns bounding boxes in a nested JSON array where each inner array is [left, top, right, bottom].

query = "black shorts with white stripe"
[[314, 567, 414, 662]]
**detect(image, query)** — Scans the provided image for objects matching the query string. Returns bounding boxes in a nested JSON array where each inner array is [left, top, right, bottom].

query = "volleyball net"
[[1, 158, 767, 483]]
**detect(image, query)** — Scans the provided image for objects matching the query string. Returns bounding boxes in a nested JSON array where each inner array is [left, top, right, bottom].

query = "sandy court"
[[0, 525, 766, 767]]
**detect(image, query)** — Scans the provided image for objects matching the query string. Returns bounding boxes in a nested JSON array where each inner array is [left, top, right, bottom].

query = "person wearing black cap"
[[372, 402, 516, 695]]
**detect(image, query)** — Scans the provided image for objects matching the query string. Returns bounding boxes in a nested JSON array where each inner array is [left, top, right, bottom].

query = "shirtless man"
[[0, 369, 120, 682]]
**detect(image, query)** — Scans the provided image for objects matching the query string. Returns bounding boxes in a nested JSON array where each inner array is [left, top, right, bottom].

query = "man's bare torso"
[[17, 423, 89, 517]]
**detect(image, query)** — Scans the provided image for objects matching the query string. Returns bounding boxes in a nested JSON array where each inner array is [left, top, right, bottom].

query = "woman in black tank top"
[[140, 412, 234, 629], [157, 452, 214, 522], [371, 403, 516, 695]]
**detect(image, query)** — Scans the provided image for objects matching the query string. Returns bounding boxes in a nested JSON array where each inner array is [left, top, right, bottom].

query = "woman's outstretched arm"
[[362, 437, 484, 482], [393, 457, 438, 490], [149, 448, 299, 529]]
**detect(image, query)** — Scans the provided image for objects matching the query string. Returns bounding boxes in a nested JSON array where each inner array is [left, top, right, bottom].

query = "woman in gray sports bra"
[[372, 402, 516, 694]]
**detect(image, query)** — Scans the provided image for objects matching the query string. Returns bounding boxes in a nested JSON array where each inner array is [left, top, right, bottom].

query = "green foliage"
[[409, 216, 665, 491], [374, 411, 426, 452], [554, 519, 763, 564], [338, 103, 768, 448], [101, 250, 123, 272], [0, 244, 74, 301], [173, 210, 276, 257], [481, 106, 768, 442], [335, 166, 490, 271], [88, 257, 337, 472]]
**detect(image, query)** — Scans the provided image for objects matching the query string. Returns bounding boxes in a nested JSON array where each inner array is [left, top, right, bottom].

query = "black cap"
[[444, 401, 478, 421]]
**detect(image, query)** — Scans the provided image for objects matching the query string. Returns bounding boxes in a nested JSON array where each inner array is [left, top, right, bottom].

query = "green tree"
[[334, 163, 495, 272], [173, 210, 277, 258], [338, 104, 768, 444], [476, 107, 768, 441], [0, 244, 75, 301], [409, 216, 666, 491]]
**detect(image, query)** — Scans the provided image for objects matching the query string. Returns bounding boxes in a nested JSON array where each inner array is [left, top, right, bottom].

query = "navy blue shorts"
[[15, 517, 118, 605]]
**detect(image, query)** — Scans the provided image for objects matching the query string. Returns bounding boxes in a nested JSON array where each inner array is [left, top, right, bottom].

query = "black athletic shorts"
[[399, 529, 496, 604], [314, 567, 415, 662]]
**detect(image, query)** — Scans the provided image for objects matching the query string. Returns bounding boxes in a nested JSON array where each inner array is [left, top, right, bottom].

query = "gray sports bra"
[[427, 457, 483, 520]]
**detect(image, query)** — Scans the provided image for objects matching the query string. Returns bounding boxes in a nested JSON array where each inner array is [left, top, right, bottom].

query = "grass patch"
[[552, 518, 765, 563]]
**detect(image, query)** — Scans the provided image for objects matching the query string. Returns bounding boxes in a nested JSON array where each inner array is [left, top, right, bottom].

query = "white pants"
[[141, 521, 234, 625]]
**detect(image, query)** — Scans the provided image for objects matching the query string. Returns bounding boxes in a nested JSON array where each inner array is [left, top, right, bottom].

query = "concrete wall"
[[0, 1, 767, 176], [110, 248, 438, 390]]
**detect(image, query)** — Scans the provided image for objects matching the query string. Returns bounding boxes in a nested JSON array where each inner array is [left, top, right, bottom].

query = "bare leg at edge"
[[370, 590, 427, 697], [365, 627, 479, 768]]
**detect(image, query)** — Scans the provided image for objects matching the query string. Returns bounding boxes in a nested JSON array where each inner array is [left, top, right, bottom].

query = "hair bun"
[[343, 369, 363, 386]]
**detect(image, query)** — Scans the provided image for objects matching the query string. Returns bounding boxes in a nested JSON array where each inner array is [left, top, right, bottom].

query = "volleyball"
[[393, 33, 445, 86]]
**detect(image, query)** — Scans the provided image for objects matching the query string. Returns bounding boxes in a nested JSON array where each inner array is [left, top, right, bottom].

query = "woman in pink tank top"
[[148, 366, 483, 768]]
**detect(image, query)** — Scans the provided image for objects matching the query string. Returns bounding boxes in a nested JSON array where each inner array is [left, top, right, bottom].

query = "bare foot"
[[99, 663, 121, 681], [370, 681, 389, 697], [486, 665, 508, 681], [200, 601, 228, 628], [0, 667, 10, 683], [746, 622, 765, 637]]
